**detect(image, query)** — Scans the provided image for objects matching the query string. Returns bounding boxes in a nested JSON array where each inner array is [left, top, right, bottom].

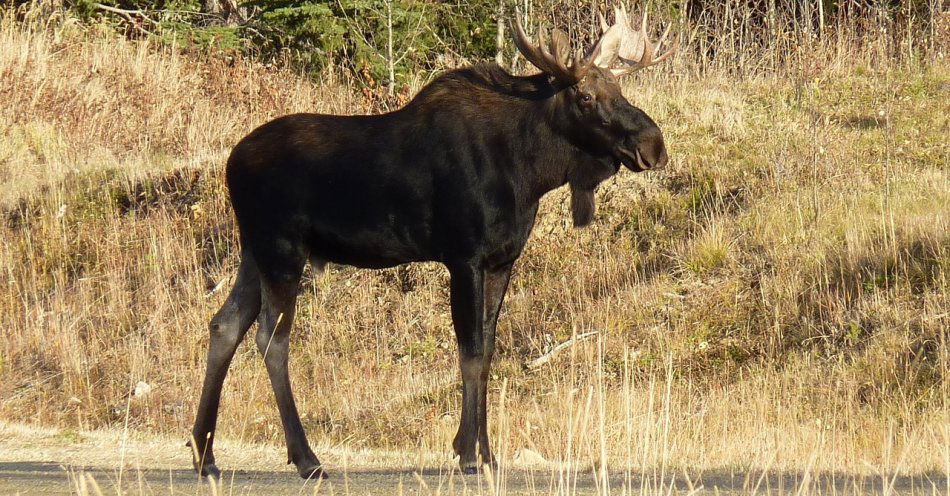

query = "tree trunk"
[[202, 0, 242, 25]]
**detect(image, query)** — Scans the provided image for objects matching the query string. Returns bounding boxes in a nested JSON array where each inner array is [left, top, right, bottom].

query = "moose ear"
[[570, 185, 596, 228]]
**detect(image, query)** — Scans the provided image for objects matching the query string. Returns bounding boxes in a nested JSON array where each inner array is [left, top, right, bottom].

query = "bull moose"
[[190, 7, 675, 479]]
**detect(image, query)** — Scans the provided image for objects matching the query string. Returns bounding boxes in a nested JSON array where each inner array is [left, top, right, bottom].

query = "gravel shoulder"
[[1, 422, 946, 495]]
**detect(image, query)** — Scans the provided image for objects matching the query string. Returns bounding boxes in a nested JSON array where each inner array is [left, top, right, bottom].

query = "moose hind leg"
[[255, 267, 326, 480], [191, 254, 262, 478]]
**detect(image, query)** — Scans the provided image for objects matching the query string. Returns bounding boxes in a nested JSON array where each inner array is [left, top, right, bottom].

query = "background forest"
[[43, 0, 948, 97]]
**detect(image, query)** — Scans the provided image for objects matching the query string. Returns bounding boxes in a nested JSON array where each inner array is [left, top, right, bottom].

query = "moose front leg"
[[448, 262, 513, 473], [448, 262, 485, 473], [475, 263, 513, 467]]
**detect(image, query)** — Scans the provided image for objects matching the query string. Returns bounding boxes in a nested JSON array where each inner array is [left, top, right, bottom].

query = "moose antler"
[[594, 5, 677, 77], [512, 12, 603, 86]]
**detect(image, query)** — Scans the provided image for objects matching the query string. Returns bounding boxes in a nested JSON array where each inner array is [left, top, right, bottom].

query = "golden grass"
[[0, 6, 948, 495]]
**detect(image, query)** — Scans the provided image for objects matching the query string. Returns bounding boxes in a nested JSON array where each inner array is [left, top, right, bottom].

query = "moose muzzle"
[[617, 127, 668, 172]]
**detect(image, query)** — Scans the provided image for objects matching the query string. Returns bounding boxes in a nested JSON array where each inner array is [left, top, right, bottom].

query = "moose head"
[[512, 7, 676, 225]]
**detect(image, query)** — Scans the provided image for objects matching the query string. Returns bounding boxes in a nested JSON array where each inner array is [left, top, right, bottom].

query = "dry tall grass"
[[0, 4, 948, 492]]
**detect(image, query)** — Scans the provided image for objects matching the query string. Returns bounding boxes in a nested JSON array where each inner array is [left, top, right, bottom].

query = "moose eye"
[[580, 93, 592, 102]]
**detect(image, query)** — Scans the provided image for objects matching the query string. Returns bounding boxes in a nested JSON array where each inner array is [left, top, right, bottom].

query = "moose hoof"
[[298, 465, 328, 480], [459, 458, 498, 475], [195, 462, 221, 480]]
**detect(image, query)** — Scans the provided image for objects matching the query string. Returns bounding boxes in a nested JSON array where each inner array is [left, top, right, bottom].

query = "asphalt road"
[[2, 461, 948, 495]]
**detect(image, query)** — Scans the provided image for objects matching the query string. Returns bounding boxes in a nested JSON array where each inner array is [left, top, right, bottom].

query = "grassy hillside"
[[1, 6, 948, 479]]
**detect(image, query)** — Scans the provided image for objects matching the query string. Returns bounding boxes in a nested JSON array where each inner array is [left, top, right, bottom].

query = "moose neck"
[[403, 64, 616, 225], [516, 90, 617, 226]]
